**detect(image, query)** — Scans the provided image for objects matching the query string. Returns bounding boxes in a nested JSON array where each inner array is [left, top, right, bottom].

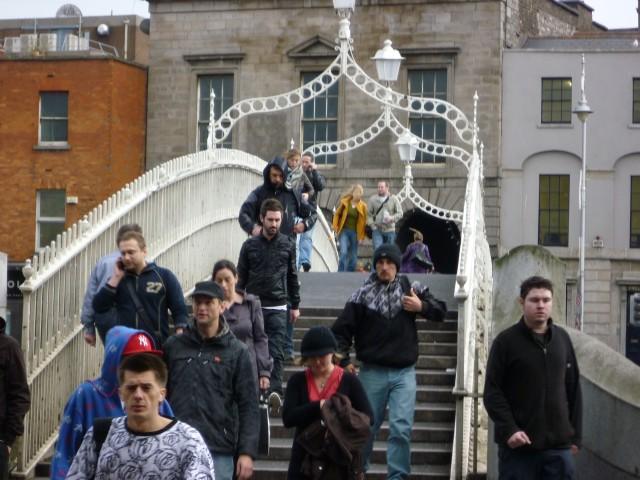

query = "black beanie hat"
[[373, 243, 402, 270], [300, 326, 338, 358]]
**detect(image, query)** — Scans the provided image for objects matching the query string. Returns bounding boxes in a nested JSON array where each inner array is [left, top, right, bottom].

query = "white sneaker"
[[268, 391, 282, 416]]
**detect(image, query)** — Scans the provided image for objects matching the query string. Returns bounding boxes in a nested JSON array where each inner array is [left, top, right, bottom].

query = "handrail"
[[13, 148, 338, 477]]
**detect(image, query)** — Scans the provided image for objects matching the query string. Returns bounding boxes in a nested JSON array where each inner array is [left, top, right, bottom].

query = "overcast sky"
[[0, 0, 637, 29]]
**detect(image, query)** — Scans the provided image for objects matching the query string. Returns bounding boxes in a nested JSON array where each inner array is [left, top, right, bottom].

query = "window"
[[633, 79, 640, 124], [538, 175, 569, 246], [408, 69, 447, 163], [541, 78, 572, 124], [197, 75, 233, 150], [39, 92, 68, 144], [301, 72, 338, 165], [36, 189, 66, 249], [631, 177, 640, 248]]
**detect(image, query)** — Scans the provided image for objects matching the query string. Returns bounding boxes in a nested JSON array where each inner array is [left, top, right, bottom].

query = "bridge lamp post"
[[572, 54, 593, 332]]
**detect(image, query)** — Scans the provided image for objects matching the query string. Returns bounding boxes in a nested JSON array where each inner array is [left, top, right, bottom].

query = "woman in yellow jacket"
[[332, 184, 367, 272]]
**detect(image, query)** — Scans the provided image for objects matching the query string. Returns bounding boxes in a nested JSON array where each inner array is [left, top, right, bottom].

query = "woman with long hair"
[[332, 184, 367, 272], [212, 259, 272, 391], [400, 227, 434, 273], [282, 326, 373, 479]]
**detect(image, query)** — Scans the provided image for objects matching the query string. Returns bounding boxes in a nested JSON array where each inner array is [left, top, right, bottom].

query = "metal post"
[[573, 54, 593, 332]]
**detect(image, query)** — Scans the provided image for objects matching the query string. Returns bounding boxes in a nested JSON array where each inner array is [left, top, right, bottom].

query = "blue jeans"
[[338, 229, 358, 272], [298, 223, 315, 269], [498, 446, 575, 480], [372, 229, 397, 252], [359, 363, 416, 479], [211, 452, 234, 480], [262, 308, 287, 395]]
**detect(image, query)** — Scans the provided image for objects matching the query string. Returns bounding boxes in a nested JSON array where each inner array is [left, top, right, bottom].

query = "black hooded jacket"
[[238, 156, 317, 237], [0, 317, 30, 447]]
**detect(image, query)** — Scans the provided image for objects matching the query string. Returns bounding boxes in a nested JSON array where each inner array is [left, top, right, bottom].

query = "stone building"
[[145, 0, 602, 272], [501, 30, 640, 357]]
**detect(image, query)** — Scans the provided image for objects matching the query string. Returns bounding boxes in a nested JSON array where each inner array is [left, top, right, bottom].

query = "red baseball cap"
[[122, 332, 163, 356]]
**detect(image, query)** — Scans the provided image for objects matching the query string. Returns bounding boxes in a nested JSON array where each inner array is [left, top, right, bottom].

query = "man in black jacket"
[[237, 198, 300, 409], [164, 281, 258, 480], [331, 244, 446, 479], [0, 316, 30, 480], [238, 156, 317, 238], [484, 276, 582, 480]]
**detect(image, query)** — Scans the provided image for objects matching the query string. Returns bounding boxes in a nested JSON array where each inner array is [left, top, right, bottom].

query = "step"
[[290, 339, 457, 356], [292, 327, 457, 343], [295, 316, 458, 329], [261, 438, 451, 465], [269, 418, 454, 443], [282, 367, 455, 387], [252, 460, 450, 480]]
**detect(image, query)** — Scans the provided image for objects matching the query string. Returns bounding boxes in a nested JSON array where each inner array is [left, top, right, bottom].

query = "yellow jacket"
[[332, 196, 368, 240]]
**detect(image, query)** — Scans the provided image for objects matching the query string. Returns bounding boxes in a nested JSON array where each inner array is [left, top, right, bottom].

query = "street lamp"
[[396, 131, 418, 163], [572, 53, 593, 332], [371, 39, 404, 83]]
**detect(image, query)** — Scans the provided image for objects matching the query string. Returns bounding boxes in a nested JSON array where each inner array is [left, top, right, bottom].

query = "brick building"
[[145, 0, 603, 271]]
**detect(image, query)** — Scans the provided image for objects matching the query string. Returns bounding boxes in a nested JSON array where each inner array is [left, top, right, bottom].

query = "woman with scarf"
[[282, 326, 373, 479]]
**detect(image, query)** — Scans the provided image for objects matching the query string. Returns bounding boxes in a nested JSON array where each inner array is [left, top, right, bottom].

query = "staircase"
[[253, 272, 458, 479]]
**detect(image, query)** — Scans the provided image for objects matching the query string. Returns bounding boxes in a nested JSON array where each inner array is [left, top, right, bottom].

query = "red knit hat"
[[122, 332, 163, 356]]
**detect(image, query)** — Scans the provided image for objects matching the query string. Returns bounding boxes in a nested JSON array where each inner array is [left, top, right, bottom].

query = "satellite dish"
[[56, 4, 83, 18], [97, 24, 110, 36]]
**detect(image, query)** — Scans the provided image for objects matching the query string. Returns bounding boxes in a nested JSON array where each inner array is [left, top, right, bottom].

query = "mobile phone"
[[116, 259, 125, 270], [400, 276, 412, 295]]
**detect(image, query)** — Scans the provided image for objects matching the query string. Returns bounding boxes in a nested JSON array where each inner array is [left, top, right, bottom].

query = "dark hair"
[[519, 276, 554, 299], [116, 224, 142, 245], [302, 152, 314, 162], [260, 198, 284, 218], [118, 353, 168, 387], [212, 259, 237, 280], [118, 231, 146, 250]]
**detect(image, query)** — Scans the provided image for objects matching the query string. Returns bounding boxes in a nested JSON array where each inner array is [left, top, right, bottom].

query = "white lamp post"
[[573, 54, 593, 332], [371, 39, 404, 83]]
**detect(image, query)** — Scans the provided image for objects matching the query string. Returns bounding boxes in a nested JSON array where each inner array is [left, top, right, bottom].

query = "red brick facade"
[[0, 57, 147, 262]]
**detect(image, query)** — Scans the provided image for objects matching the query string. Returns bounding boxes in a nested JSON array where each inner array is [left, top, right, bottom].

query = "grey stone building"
[[145, 0, 602, 272], [501, 31, 640, 357]]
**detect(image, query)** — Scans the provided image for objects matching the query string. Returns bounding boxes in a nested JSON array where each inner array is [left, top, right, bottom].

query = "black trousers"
[[0, 443, 10, 480]]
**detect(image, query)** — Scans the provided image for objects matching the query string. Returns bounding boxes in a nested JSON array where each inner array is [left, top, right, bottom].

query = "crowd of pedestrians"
[[0, 150, 583, 480]]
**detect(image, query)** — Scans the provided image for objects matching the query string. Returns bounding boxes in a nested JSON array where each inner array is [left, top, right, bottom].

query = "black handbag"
[[412, 250, 433, 270], [366, 197, 390, 239], [258, 393, 270, 455]]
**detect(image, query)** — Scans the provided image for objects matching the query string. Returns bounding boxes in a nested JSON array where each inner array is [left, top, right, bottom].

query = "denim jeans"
[[297, 223, 316, 269], [211, 452, 234, 480], [285, 305, 294, 358], [359, 363, 416, 480], [262, 308, 288, 395], [498, 446, 575, 480], [338, 229, 358, 272], [372, 229, 397, 252]]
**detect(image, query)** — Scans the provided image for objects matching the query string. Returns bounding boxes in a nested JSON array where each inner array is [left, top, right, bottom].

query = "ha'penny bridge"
[[13, 2, 640, 479]]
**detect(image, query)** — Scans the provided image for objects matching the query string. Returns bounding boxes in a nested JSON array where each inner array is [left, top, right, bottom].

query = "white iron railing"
[[14, 148, 338, 476], [449, 99, 493, 479]]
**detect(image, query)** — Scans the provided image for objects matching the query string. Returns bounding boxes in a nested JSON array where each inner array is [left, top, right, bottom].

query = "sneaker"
[[268, 391, 282, 417], [301, 262, 311, 272]]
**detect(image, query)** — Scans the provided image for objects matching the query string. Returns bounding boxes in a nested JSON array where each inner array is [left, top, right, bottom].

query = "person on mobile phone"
[[331, 244, 446, 480], [92, 230, 188, 347], [80, 224, 143, 346]]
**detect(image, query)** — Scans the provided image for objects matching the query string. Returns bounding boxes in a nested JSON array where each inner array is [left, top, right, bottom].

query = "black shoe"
[[302, 262, 311, 272]]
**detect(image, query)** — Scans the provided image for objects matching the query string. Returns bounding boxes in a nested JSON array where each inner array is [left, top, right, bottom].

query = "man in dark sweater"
[[0, 316, 30, 480], [484, 276, 582, 480], [332, 244, 446, 480], [237, 198, 300, 411]]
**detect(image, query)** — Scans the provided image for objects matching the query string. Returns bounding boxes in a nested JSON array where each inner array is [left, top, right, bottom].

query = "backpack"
[[92, 417, 113, 458]]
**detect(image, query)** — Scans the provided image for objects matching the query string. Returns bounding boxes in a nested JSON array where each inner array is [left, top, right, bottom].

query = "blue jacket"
[[92, 262, 188, 346], [80, 251, 119, 337], [50, 326, 174, 480]]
